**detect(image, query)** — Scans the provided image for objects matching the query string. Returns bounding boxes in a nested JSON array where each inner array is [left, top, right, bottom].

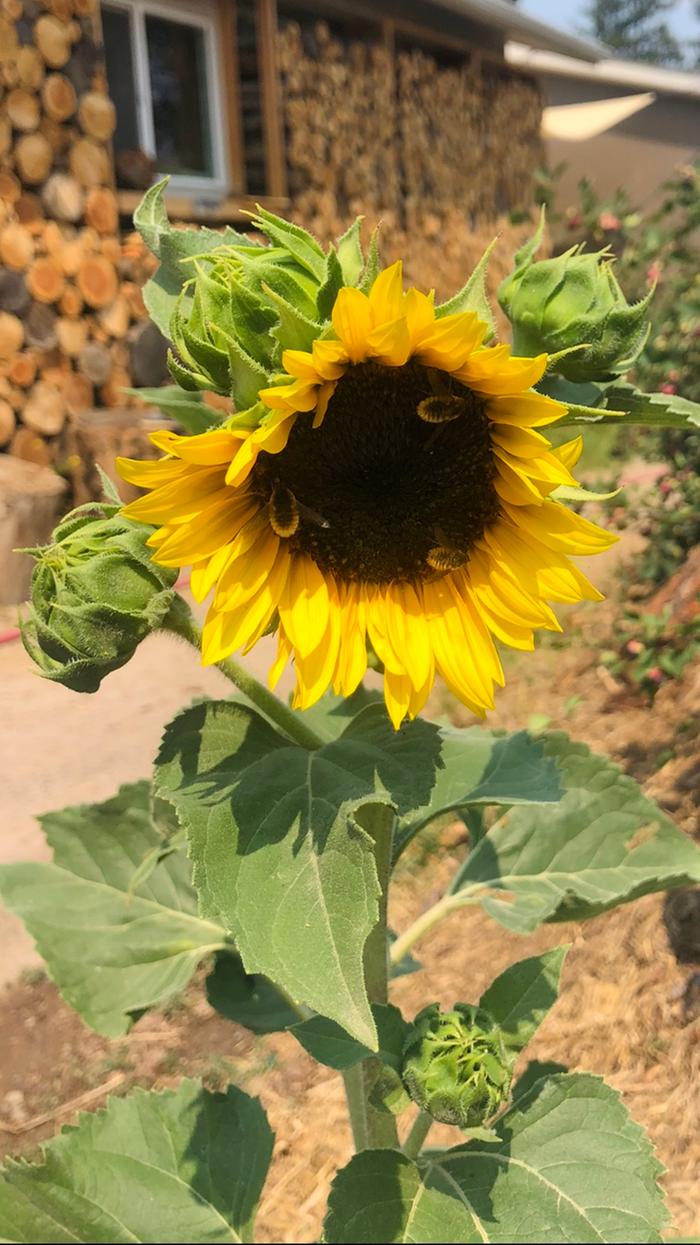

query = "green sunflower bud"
[[21, 501, 178, 693], [498, 244, 653, 382], [401, 1003, 511, 1128]]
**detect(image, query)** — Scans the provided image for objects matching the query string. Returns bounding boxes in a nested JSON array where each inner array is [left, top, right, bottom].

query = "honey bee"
[[417, 395, 467, 424], [269, 484, 300, 538], [426, 527, 468, 572]]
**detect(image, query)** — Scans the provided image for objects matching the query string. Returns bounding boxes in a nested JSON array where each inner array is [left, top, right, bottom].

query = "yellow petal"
[[116, 455, 190, 488], [404, 287, 436, 350], [258, 378, 317, 413], [282, 349, 324, 382], [149, 428, 241, 465], [553, 436, 584, 470], [293, 584, 342, 708], [153, 494, 257, 567], [502, 500, 617, 556], [490, 425, 551, 458], [383, 668, 413, 730], [225, 414, 296, 488], [458, 351, 547, 395], [278, 555, 330, 657], [121, 467, 228, 524], [331, 287, 372, 363], [216, 525, 281, 613], [487, 393, 566, 428], [494, 458, 550, 506], [269, 626, 293, 690], [384, 583, 432, 691], [202, 549, 289, 664], [368, 261, 405, 326], [366, 316, 411, 367], [312, 339, 349, 378]]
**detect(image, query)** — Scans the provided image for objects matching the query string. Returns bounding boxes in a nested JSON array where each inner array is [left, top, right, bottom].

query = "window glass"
[[145, 15, 213, 177], [102, 4, 140, 153]]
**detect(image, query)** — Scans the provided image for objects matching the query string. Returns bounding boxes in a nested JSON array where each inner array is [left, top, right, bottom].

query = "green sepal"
[[336, 217, 365, 284], [166, 348, 209, 392], [317, 244, 345, 320], [435, 236, 498, 341], [211, 325, 268, 410], [251, 205, 326, 280], [263, 282, 322, 353], [359, 227, 381, 292]]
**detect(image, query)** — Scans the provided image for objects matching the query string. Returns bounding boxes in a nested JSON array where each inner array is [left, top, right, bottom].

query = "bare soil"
[[1, 529, 699, 1241]]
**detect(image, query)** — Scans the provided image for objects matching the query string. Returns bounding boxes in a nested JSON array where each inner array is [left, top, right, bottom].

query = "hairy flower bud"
[[401, 1003, 511, 1128], [21, 501, 177, 693], [498, 244, 653, 382]]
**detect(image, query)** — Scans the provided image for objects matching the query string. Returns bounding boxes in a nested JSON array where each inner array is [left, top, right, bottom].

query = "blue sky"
[[521, 0, 698, 42]]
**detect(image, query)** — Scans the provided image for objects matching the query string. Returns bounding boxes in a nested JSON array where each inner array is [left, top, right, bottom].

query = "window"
[[102, 0, 229, 198]]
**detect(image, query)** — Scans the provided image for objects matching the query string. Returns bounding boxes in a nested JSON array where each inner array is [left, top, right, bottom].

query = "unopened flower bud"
[[498, 244, 653, 382], [21, 501, 177, 692], [401, 1003, 511, 1128]]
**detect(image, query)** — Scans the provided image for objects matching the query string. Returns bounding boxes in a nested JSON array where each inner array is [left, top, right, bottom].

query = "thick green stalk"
[[342, 802, 399, 1151], [402, 1110, 434, 1160], [161, 594, 324, 751]]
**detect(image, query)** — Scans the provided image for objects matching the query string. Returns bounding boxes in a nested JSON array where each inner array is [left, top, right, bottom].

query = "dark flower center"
[[253, 360, 499, 584]]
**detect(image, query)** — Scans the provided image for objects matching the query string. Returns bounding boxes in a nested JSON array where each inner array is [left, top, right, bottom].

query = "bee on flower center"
[[268, 484, 300, 538]]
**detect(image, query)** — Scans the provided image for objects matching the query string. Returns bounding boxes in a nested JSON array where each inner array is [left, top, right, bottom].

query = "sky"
[[521, 0, 698, 42]]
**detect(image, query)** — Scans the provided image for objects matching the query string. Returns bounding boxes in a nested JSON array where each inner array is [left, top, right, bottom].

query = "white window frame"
[[103, 0, 229, 198]]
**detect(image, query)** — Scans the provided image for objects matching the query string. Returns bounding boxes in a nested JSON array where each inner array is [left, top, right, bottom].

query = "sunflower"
[[118, 261, 616, 728]]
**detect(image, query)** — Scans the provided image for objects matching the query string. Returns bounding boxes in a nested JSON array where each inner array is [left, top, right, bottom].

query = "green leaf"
[[479, 948, 568, 1053], [0, 783, 227, 1037], [290, 1003, 409, 1071], [435, 237, 498, 341], [251, 207, 325, 281], [263, 283, 321, 353], [324, 1072, 667, 1243], [153, 702, 389, 1048], [316, 245, 345, 321], [123, 385, 223, 434], [134, 180, 252, 337], [205, 951, 299, 1034], [336, 218, 365, 285], [0, 1079, 273, 1244], [359, 227, 381, 292], [599, 383, 700, 429], [450, 733, 700, 933]]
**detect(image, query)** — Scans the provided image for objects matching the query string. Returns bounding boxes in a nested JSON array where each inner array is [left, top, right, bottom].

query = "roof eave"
[[430, 0, 607, 62]]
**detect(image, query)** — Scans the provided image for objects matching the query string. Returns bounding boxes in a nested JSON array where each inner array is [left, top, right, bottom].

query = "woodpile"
[[1, 0, 165, 491], [277, 18, 544, 300]]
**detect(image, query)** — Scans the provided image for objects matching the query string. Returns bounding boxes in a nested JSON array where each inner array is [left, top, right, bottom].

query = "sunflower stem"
[[389, 894, 468, 967], [342, 802, 399, 1152], [161, 593, 324, 751], [402, 1110, 434, 1160]]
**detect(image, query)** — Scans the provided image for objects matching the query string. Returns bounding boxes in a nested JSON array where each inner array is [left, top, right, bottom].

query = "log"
[[73, 0, 97, 14], [0, 397, 15, 447], [17, 45, 45, 90], [38, 116, 73, 154], [6, 88, 40, 131], [69, 136, 110, 187], [100, 235, 121, 264], [27, 256, 65, 303], [62, 368, 92, 415], [56, 315, 88, 356], [0, 456, 68, 605], [8, 351, 37, 387], [97, 293, 129, 338], [0, 114, 12, 159], [15, 192, 43, 227], [0, 18, 18, 64], [25, 301, 58, 350], [0, 223, 34, 271], [58, 237, 86, 276], [42, 219, 67, 257], [1, 0, 23, 21], [77, 254, 118, 307], [10, 426, 53, 467], [129, 320, 168, 387], [42, 171, 84, 221], [85, 186, 118, 234], [0, 269, 30, 316], [46, 0, 73, 21], [34, 15, 72, 68], [41, 72, 77, 121], [77, 338, 111, 384], [0, 311, 24, 360], [100, 365, 130, 407], [58, 283, 83, 315], [23, 379, 66, 435], [78, 89, 116, 140], [0, 170, 20, 203], [15, 131, 53, 183]]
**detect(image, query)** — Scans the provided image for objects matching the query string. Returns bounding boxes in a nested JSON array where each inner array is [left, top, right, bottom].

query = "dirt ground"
[[1, 518, 699, 1241]]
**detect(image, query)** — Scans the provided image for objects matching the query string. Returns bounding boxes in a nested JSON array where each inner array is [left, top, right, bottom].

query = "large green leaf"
[[0, 783, 227, 1037], [479, 948, 568, 1053], [205, 951, 299, 1034], [324, 1073, 667, 1243], [153, 701, 390, 1048], [450, 734, 700, 933], [0, 1079, 273, 1244]]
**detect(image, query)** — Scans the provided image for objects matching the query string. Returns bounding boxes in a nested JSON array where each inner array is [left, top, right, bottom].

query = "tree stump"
[[0, 456, 67, 605]]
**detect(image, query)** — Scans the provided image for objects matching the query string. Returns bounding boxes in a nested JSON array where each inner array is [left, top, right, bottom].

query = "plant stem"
[[162, 594, 324, 751], [389, 894, 468, 967], [402, 1110, 433, 1160], [343, 802, 399, 1152]]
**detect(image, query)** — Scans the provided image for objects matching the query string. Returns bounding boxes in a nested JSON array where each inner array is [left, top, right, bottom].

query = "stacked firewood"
[[0, 0, 162, 472], [277, 18, 544, 294]]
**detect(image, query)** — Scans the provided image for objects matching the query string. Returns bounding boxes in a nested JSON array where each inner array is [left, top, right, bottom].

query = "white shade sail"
[[542, 92, 656, 141]]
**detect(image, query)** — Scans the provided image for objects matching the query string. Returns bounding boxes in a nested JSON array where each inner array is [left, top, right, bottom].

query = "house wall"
[[1, 0, 543, 498], [540, 74, 700, 211]]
